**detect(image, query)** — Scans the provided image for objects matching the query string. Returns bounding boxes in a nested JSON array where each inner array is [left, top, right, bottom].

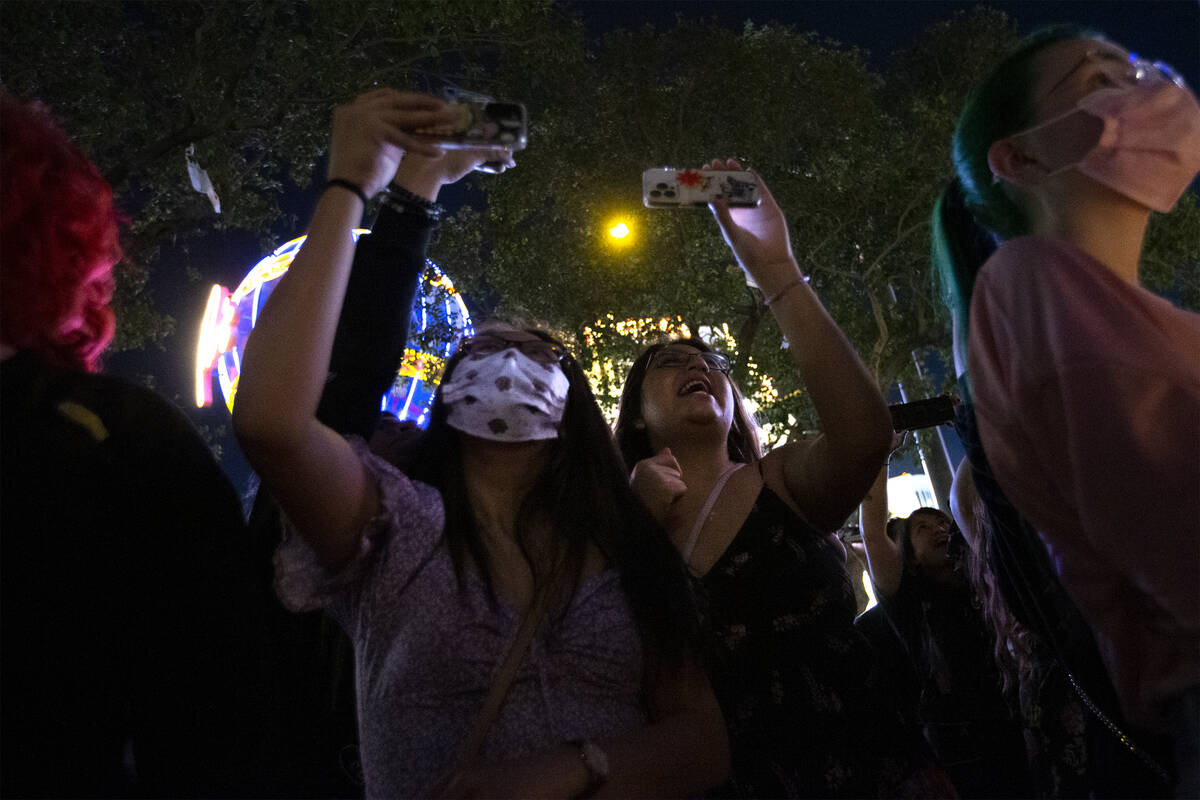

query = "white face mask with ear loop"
[[440, 349, 570, 443]]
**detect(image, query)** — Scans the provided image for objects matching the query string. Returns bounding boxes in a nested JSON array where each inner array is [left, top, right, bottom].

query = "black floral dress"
[[698, 486, 939, 798]]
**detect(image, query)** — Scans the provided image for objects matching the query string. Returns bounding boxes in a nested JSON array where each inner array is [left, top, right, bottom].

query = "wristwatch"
[[570, 738, 609, 797]]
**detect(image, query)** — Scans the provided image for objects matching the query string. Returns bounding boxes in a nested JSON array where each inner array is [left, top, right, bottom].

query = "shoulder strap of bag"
[[450, 585, 552, 768]]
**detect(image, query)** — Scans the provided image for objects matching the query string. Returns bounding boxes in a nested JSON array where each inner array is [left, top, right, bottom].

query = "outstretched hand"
[[630, 447, 688, 526], [327, 89, 458, 198], [391, 146, 516, 201], [705, 158, 795, 280]]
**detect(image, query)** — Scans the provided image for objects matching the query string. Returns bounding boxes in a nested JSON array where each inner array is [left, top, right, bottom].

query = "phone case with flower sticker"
[[642, 168, 760, 208]]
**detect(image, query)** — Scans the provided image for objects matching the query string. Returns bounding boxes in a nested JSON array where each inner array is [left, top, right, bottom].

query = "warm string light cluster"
[[579, 315, 790, 444]]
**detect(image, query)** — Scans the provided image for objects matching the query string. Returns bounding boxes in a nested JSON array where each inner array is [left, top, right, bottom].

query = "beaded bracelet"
[[324, 178, 368, 205], [382, 183, 445, 223]]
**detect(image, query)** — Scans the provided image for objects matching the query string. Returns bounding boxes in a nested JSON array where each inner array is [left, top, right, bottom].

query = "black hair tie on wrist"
[[324, 178, 369, 205]]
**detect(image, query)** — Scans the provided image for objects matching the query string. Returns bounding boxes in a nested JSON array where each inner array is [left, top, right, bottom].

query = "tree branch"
[[865, 284, 889, 385], [731, 301, 763, 385], [802, 216, 852, 266], [358, 33, 549, 51], [107, 118, 214, 187], [863, 216, 929, 278], [893, 187, 926, 239]]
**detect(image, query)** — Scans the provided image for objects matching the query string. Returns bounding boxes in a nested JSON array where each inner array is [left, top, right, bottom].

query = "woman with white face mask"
[[233, 90, 728, 798], [932, 27, 1200, 795]]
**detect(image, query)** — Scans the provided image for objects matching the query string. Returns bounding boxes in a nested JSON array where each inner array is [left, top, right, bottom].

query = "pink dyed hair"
[[1, 92, 121, 372]]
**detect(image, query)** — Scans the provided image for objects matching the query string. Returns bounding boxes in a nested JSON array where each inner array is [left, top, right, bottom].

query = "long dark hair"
[[959, 491, 1033, 697], [399, 327, 699, 675], [615, 336, 763, 470]]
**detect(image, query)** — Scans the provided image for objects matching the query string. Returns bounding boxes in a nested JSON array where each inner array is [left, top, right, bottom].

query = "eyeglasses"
[[1037, 49, 1188, 108], [459, 333, 566, 365], [1126, 52, 1187, 90], [649, 349, 731, 373]]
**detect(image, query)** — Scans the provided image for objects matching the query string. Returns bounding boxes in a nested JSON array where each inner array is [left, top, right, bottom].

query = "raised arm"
[[859, 461, 903, 596], [233, 90, 455, 571], [315, 147, 514, 440], [707, 159, 891, 531]]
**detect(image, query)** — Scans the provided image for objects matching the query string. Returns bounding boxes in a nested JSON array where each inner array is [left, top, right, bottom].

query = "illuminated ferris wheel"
[[195, 230, 472, 427]]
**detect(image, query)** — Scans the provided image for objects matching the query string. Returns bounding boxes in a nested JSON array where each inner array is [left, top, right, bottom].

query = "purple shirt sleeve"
[[274, 436, 446, 627]]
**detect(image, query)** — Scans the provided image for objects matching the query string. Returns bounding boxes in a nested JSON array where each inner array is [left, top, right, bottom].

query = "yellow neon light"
[[230, 230, 371, 305], [398, 348, 447, 383], [225, 373, 239, 413], [195, 284, 232, 407]]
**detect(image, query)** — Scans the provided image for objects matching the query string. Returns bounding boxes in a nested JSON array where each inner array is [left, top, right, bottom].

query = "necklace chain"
[[1064, 670, 1170, 785]]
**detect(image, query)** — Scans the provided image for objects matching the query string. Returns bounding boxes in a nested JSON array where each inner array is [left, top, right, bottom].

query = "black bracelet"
[[324, 178, 369, 205], [382, 183, 444, 223]]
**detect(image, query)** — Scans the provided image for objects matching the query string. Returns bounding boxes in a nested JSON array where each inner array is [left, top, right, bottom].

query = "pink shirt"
[[968, 235, 1200, 730]]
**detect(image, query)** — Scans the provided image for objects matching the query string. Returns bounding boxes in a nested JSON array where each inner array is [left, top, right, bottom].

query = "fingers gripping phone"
[[642, 168, 761, 208], [414, 88, 528, 160]]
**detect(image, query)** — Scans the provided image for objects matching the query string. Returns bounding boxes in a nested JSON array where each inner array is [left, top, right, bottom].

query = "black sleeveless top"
[[698, 485, 933, 798]]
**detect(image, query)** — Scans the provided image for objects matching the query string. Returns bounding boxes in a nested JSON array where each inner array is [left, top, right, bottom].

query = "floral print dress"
[[698, 486, 938, 798]]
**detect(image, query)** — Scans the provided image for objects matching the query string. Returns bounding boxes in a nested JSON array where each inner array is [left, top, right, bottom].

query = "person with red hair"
[[0, 93, 119, 371], [0, 92, 261, 795]]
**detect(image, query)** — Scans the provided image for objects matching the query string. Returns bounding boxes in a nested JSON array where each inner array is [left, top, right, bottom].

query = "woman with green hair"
[[932, 26, 1200, 796]]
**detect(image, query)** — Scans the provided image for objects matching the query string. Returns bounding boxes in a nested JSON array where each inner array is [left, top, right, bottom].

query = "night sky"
[[573, 0, 1198, 85], [109, 0, 1199, 497]]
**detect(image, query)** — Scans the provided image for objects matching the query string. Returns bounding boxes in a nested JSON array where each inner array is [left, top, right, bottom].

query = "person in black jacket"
[[0, 91, 260, 797]]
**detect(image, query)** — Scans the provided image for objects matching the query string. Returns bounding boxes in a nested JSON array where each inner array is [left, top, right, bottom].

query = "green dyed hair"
[[932, 24, 1103, 377]]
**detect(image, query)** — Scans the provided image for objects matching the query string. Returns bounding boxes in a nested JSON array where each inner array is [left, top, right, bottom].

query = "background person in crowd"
[[932, 25, 1199, 795], [615, 161, 948, 798], [0, 92, 261, 796], [859, 456, 1030, 797], [233, 88, 729, 797]]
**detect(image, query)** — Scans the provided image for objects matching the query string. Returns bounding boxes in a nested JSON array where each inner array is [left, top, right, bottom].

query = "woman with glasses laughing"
[[614, 161, 946, 797], [234, 90, 728, 798]]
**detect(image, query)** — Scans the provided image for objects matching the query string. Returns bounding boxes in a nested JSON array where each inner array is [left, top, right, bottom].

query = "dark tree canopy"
[[2, 0, 560, 349], [4, 2, 1196, 448]]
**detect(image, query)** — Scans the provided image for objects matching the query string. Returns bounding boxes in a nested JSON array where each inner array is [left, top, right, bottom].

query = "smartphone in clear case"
[[415, 88, 527, 154], [642, 168, 761, 208]]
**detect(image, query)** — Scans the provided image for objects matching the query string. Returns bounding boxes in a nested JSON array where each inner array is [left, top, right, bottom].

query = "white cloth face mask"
[[440, 349, 570, 442]]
